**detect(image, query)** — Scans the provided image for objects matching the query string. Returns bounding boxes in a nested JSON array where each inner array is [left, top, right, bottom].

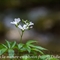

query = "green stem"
[[20, 30, 24, 43], [17, 29, 23, 43]]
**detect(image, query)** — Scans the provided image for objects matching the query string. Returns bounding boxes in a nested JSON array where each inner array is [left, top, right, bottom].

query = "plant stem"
[[17, 29, 23, 43], [20, 30, 24, 43]]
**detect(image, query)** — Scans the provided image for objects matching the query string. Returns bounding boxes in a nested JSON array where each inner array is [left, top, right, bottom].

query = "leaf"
[[17, 43, 24, 49], [29, 45, 47, 50], [20, 45, 28, 52], [36, 46, 47, 50], [5, 40, 10, 48], [26, 40, 37, 45], [0, 48, 7, 55], [11, 41, 16, 48], [8, 49, 14, 58], [26, 45, 31, 53], [2, 44, 7, 49], [32, 48, 44, 55], [0, 44, 4, 49], [20, 47, 26, 52]]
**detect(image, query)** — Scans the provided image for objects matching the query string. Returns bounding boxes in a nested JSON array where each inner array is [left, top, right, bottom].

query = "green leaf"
[[20, 45, 31, 53], [5, 40, 10, 48], [26, 46, 31, 53], [0, 48, 7, 55], [36, 46, 47, 50], [26, 40, 37, 45], [29, 45, 47, 50], [11, 41, 16, 48], [8, 49, 14, 58], [0, 44, 4, 49], [32, 48, 44, 55], [2, 44, 7, 49], [17, 43, 24, 49], [20, 47, 26, 52]]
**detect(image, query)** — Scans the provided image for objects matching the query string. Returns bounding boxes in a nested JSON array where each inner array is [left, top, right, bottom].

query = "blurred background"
[[0, 0, 60, 55]]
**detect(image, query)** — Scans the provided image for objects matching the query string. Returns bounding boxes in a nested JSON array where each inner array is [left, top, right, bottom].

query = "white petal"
[[18, 25, 24, 30], [30, 26, 33, 28], [23, 25, 28, 30], [14, 18, 21, 23], [23, 25, 27, 29], [10, 22, 17, 25]]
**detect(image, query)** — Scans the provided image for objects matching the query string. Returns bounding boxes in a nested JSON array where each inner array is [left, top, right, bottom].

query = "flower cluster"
[[11, 18, 34, 31]]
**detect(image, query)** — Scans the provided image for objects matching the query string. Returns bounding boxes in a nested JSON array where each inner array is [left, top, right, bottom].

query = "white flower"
[[11, 18, 21, 25], [11, 18, 34, 31], [18, 24, 29, 30], [18, 20, 34, 31]]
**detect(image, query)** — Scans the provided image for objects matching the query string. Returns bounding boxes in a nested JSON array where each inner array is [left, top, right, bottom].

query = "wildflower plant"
[[0, 18, 58, 60]]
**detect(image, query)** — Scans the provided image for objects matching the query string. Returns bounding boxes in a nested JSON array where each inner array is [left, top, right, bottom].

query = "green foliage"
[[17, 43, 24, 49], [17, 40, 46, 55], [0, 48, 7, 55], [8, 49, 14, 58], [0, 40, 58, 60], [0, 40, 16, 58], [26, 40, 46, 54]]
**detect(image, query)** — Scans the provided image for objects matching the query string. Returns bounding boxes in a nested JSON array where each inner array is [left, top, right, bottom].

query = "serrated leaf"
[[18, 43, 24, 49], [2, 44, 7, 48], [32, 48, 44, 55], [5, 40, 10, 48], [0, 48, 7, 55], [26, 40, 37, 45], [11, 41, 16, 48], [8, 49, 14, 58]]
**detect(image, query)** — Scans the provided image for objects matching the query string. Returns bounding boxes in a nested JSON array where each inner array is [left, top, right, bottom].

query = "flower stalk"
[[11, 18, 34, 43], [20, 30, 24, 43]]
